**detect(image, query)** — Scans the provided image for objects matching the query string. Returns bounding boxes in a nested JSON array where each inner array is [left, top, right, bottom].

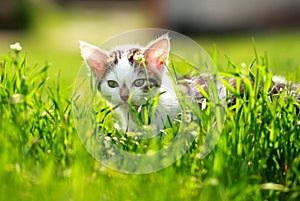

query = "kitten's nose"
[[121, 95, 129, 102], [120, 85, 129, 102]]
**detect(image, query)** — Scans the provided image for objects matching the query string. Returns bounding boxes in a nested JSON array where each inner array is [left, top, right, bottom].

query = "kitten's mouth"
[[113, 102, 131, 108]]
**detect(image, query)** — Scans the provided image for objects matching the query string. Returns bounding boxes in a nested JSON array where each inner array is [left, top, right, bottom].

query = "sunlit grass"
[[1, 40, 300, 200], [0, 3, 300, 200]]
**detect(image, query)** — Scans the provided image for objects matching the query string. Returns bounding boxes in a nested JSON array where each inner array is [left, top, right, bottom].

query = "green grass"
[[1, 39, 300, 201]]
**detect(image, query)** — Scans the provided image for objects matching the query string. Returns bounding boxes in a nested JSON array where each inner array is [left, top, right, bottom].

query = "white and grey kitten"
[[80, 34, 300, 132], [80, 34, 180, 132]]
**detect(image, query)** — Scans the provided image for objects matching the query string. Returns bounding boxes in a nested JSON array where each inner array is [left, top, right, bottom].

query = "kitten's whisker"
[[113, 103, 122, 110], [126, 112, 129, 132]]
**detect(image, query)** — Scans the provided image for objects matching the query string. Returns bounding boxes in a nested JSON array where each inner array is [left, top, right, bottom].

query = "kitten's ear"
[[80, 41, 108, 79], [144, 34, 170, 71]]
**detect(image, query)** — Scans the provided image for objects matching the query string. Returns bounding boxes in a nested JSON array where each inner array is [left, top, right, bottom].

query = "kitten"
[[80, 34, 180, 132], [80, 34, 300, 132]]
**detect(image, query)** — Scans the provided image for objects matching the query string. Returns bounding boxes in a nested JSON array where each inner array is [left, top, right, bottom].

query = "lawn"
[[0, 2, 300, 201]]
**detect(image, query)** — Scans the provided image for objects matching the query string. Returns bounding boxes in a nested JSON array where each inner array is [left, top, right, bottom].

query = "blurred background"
[[1, 0, 300, 92]]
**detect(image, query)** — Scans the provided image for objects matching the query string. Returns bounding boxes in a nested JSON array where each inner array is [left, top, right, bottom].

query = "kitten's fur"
[[80, 34, 300, 132]]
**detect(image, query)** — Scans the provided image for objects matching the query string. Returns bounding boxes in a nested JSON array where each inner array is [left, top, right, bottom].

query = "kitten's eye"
[[107, 80, 119, 88], [133, 79, 145, 87]]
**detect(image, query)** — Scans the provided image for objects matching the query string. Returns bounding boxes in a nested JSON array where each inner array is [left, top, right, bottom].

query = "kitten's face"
[[98, 50, 161, 106], [80, 35, 170, 107]]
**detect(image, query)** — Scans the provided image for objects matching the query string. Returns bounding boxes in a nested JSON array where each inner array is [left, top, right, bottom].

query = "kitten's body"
[[80, 34, 300, 132], [181, 75, 300, 106]]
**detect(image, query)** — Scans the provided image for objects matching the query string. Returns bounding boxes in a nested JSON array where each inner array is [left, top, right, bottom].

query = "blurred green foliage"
[[0, 0, 34, 30], [0, 2, 299, 93]]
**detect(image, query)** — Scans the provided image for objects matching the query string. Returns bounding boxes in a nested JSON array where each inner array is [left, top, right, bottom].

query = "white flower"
[[133, 53, 145, 62], [241, 62, 247, 68], [10, 42, 22, 52], [9, 94, 25, 105]]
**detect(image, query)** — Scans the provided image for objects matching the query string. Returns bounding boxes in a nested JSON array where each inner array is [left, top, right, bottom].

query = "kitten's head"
[[80, 34, 170, 107]]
